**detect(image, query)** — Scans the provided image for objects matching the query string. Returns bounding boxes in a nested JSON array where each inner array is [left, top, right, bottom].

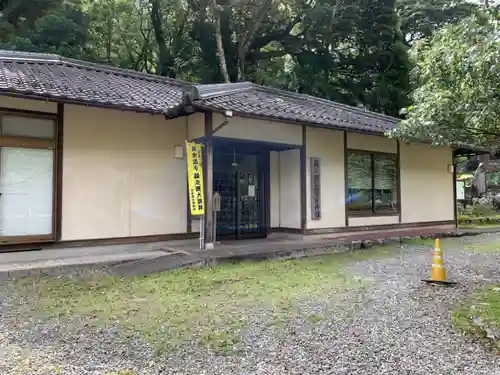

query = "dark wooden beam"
[[54, 103, 64, 241], [204, 111, 214, 246], [396, 140, 402, 224], [344, 131, 349, 227], [452, 150, 458, 229], [300, 125, 307, 233]]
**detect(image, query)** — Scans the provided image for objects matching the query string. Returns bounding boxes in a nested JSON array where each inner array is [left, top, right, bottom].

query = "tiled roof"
[[184, 82, 399, 134], [0, 50, 184, 113], [0, 51, 399, 133]]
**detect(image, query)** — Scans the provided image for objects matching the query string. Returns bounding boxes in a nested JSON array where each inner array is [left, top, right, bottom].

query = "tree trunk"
[[236, 0, 273, 81], [150, 0, 175, 77], [211, 0, 231, 83]]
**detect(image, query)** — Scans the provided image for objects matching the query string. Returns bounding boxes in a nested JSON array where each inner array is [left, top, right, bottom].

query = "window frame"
[[345, 148, 400, 218], [0, 108, 59, 244]]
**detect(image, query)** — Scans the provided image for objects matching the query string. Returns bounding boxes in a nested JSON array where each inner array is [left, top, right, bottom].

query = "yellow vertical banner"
[[186, 141, 205, 216]]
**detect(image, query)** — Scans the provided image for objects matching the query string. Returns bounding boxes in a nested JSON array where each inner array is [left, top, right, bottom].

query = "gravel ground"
[[2, 234, 500, 375]]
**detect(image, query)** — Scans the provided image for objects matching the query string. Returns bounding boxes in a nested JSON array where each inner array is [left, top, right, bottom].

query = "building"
[[0, 50, 461, 249]]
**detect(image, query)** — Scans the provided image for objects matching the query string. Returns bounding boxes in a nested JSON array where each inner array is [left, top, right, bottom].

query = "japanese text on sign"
[[186, 141, 205, 215], [310, 157, 321, 220]]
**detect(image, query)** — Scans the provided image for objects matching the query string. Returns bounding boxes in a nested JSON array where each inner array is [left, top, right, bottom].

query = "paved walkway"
[[0, 226, 489, 278], [0, 237, 347, 278]]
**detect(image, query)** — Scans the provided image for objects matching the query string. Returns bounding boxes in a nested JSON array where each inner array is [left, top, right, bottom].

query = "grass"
[[463, 241, 500, 253], [401, 237, 500, 253], [459, 223, 500, 229], [11, 246, 397, 354], [453, 285, 500, 352], [401, 238, 435, 246]]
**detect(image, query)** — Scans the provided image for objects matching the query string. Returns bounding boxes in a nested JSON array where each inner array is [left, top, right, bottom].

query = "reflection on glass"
[[347, 151, 398, 216]]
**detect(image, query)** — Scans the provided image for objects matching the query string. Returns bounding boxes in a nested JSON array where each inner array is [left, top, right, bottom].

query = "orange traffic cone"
[[422, 238, 457, 285]]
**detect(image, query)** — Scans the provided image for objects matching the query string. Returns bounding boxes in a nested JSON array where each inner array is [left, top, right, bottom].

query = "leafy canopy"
[[392, 10, 500, 147]]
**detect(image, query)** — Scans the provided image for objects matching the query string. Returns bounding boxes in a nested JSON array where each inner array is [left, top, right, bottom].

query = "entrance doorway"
[[213, 141, 268, 240]]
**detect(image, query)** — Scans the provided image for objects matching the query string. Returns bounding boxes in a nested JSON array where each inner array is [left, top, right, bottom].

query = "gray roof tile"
[[0, 51, 184, 113], [0, 51, 399, 134], [186, 83, 399, 134]]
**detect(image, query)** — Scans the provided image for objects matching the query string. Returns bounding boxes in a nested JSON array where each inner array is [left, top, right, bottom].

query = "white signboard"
[[456, 181, 465, 200]]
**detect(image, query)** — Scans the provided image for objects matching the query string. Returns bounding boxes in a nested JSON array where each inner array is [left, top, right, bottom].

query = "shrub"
[[471, 202, 496, 217]]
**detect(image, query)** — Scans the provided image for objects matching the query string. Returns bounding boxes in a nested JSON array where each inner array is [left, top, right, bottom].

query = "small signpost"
[[185, 141, 205, 249]]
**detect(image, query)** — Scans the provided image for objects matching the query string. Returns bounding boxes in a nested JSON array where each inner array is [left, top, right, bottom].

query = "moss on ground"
[[11, 246, 397, 354], [453, 285, 500, 352]]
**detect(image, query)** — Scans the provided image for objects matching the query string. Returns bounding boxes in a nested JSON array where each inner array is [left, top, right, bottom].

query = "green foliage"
[[393, 10, 500, 146], [0, 0, 482, 115], [397, 0, 478, 44]]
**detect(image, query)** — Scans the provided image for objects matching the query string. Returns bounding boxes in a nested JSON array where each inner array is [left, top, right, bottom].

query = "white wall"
[[306, 127, 345, 229], [347, 132, 397, 153], [400, 142, 454, 223], [61, 105, 188, 240], [270, 151, 281, 227], [278, 149, 301, 229], [187, 112, 204, 140], [213, 113, 302, 145], [0, 95, 57, 113], [348, 216, 399, 227], [270, 148, 301, 229]]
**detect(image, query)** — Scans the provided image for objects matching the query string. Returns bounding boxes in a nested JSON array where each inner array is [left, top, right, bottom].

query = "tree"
[[285, 0, 411, 117], [352, 0, 411, 116], [392, 12, 500, 147], [397, 0, 478, 45], [0, 0, 90, 58]]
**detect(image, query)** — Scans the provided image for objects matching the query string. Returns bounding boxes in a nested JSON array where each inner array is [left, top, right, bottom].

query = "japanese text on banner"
[[185, 141, 205, 215]]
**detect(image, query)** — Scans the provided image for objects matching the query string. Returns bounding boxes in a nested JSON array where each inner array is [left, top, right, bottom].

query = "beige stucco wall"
[[61, 105, 188, 240], [278, 149, 301, 229], [306, 127, 345, 229], [270, 151, 280, 227], [348, 216, 399, 227], [187, 113, 205, 140], [0, 95, 455, 240], [0, 95, 58, 113], [347, 132, 397, 153], [269, 149, 301, 229], [400, 142, 454, 223], [213, 113, 302, 145]]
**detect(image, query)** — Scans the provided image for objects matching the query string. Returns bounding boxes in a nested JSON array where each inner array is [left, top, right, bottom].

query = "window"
[[0, 113, 56, 240], [346, 151, 398, 216]]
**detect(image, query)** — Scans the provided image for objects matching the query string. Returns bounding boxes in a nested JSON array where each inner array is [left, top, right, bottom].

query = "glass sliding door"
[[0, 148, 54, 237], [213, 144, 267, 240], [0, 114, 56, 243]]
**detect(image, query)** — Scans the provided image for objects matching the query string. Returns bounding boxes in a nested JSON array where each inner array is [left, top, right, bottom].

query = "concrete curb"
[[0, 230, 493, 281], [0, 243, 353, 280]]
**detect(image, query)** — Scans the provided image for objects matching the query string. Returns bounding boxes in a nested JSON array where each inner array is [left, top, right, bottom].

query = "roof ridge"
[[191, 82, 254, 99], [0, 50, 187, 87]]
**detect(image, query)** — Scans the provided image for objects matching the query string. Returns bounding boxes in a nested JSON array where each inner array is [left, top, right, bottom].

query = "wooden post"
[[300, 125, 307, 234], [204, 112, 214, 248]]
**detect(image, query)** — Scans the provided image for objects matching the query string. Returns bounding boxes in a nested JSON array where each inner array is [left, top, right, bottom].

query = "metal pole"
[[199, 214, 205, 250], [213, 211, 217, 244]]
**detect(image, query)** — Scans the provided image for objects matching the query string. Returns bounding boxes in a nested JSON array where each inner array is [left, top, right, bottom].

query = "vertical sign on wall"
[[185, 141, 205, 216], [310, 157, 321, 220]]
